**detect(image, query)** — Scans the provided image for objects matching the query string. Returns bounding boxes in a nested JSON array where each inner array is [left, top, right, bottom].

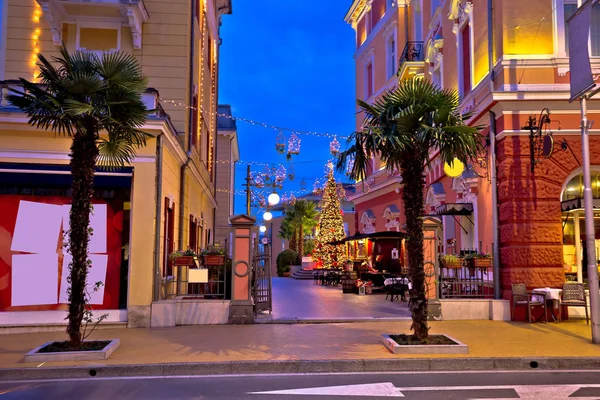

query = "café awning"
[[435, 203, 473, 216], [561, 198, 600, 212]]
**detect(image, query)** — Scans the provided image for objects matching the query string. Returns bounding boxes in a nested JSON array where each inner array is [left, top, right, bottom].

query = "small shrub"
[[277, 249, 299, 277]]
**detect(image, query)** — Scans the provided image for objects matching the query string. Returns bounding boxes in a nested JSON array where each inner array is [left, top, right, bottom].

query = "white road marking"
[[249, 382, 404, 397], [251, 384, 600, 398], [469, 384, 599, 399]]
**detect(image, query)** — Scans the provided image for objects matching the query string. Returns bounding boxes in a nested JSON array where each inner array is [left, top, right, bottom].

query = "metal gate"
[[252, 239, 272, 315]]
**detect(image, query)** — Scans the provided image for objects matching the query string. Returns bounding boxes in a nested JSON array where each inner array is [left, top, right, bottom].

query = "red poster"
[[0, 195, 123, 311]]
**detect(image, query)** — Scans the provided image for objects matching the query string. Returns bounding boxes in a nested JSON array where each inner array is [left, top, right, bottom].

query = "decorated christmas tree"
[[313, 163, 346, 268]]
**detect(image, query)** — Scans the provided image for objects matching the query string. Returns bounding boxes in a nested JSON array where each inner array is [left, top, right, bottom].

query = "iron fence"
[[163, 262, 230, 300], [439, 262, 495, 299], [399, 41, 425, 64]]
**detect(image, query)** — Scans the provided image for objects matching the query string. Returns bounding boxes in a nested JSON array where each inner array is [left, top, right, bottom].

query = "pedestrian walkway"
[[258, 277, 411, 322], [0, 319, 597, 371]]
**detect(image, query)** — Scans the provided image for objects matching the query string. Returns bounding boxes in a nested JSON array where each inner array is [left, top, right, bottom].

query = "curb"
[[2, 357, 600, 381], [254, 317, 412, 324]]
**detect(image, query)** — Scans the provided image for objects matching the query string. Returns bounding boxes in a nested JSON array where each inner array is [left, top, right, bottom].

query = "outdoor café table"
[[383, 277, 411, 302], [532, 287, 563, 322]]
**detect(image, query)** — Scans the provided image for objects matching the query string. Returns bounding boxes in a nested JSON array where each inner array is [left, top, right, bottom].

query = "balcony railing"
[[399, 41, 425, 65]]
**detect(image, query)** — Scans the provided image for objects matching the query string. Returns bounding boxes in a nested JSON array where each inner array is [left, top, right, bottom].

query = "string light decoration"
[[288, 133, 301, 155], [275, 164, 286, 186], [346, 155, 355, 176], [329, 137, 340, 156], [253, 173, 265, 188], [287, 163, 295, 181], [31, 4, 42, 82], [312, 164, 346, 269], [275, 131, 286, 154], [160, 98, 346, 140]]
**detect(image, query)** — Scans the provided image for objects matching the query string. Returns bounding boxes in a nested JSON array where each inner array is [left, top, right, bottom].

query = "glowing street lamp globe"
[[259, 225, 267, 233], [263, 211, 273, 221], [443, 158, 465, 178], [267, 192, 280, 205]]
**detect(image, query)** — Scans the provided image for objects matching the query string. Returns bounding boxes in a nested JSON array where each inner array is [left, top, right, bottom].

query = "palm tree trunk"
[[401, 159, 428, 341], [290, 229, 298, 252], [67, 130, 98, 349], [298, 223, 304, 259]]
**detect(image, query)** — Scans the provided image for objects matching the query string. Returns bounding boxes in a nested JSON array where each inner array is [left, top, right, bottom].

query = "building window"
[[366, 62, 374, 99], [558, 0, 600, 57], [386, 35, 396, 79], [460, 25, 472, 97], [163, 198, 175, 277], [189, 215, 198, 253], [76, 24, 121, 57]]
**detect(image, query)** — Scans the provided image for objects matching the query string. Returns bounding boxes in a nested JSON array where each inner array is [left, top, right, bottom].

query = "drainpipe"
[[179, 155, 192, 250], [487, 0, 501, 300], [153, 133, 164, 302]]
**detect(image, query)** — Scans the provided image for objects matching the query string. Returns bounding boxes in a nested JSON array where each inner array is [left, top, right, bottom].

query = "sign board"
[[567, 0, 597, 101], [261, 237, 270, 245]]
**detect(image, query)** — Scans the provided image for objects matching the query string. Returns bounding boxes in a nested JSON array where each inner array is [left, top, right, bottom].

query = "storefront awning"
[[561, 198, 600, 212], [327, 231, 408, 245], [435, 203, 473, 216]]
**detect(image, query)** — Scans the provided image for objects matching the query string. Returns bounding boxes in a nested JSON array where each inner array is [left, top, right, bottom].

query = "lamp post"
[[567, 0, 600, 343], [580, 94, 600, 343]]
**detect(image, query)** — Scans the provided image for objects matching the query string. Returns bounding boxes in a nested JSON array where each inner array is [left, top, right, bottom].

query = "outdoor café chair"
[[560, 282, 589, 324], [511, 283, 547, 323]]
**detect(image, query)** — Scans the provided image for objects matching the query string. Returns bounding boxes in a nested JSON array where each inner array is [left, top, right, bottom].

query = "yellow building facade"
[[0, 0, 232, 328]]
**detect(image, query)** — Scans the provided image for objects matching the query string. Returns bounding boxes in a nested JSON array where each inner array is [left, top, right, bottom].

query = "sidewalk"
[[1, 319, 599, 375]]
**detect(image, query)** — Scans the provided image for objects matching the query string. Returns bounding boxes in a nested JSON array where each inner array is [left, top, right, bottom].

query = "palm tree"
[[337, 78, 482, 340], [279, 200, 318, 257], [9, 47, 149, 349]]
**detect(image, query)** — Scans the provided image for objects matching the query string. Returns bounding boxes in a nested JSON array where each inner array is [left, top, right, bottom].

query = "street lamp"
[[259, 225, 267, 233], [268, 192, 280, 206], [263, 211, 272, 221]]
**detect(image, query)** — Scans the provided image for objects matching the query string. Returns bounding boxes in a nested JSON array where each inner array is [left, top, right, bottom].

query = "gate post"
[[228, 214, 256, 324]]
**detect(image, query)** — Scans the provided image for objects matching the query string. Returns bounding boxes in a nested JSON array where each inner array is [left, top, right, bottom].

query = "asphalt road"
[[1, 371, 600, 399]]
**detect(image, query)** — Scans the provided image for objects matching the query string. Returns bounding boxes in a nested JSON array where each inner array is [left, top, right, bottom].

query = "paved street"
[[260, 277, 411, 321], [2, 371, 600, 399]]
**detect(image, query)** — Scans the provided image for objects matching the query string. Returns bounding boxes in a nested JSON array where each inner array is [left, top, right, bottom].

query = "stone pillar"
[[228, 214, 256, 324]]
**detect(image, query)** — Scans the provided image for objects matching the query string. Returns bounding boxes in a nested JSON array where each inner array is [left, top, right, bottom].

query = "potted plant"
[[169, 249, 197, 266], [439, 254, 462, 269], [465, 252, 493, 269], [201, 245, 226, 266], [283, 265, 291, 277]]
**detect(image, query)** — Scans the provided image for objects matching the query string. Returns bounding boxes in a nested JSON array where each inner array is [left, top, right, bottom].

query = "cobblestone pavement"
[[261, 277, 411, 320]]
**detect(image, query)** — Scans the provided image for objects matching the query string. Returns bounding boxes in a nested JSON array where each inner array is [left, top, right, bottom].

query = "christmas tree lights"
[[313, 163, 346, 269]]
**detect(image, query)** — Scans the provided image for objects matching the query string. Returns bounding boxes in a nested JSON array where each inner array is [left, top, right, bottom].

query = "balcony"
[[398, 41, 425, 81], [36, 0, 149, 49]]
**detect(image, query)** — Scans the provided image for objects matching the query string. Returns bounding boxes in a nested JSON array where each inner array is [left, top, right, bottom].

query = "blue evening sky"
[[218, 1, 356, 215]]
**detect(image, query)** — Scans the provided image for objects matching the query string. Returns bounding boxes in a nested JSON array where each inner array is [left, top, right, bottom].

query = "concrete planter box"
[[24, 339, 120, 363], [381, 334, 468, 355]]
